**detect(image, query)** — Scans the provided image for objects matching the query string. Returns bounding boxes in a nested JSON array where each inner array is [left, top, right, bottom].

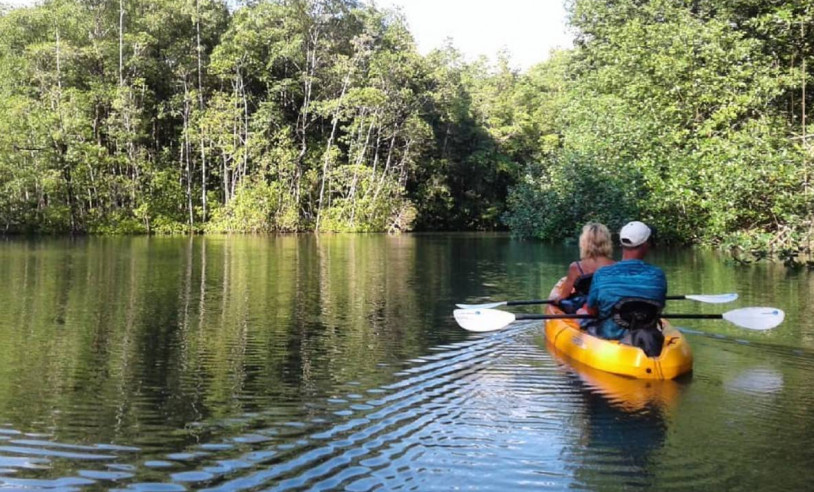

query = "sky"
[[371, 0, 573, 70]]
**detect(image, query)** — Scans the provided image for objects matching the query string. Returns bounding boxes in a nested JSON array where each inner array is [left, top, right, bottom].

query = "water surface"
[[0, 234, 811, 490]]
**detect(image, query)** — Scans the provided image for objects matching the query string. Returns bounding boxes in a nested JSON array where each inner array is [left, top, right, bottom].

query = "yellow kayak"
[[545, 279, 693, 380]]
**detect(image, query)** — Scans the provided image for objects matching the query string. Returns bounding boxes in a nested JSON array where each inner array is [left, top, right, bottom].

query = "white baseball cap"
[[620, 221, 651, 248]]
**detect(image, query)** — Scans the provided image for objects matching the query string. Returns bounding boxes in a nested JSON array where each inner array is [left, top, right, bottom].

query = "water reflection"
[[548, 345, 687, 414], [553, 349, 684, 490], [566, 369, 675, 490], [724, 366, 784, 396], [0, 235, 811, 490], [573, 394, 669, 490]]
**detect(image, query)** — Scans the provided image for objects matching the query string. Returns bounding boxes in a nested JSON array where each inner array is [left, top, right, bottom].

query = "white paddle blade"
[[453, 309, 516, 332], [685, 293, 738, 304], [455, 301, 508, 309], [723, 307, 785, 330]]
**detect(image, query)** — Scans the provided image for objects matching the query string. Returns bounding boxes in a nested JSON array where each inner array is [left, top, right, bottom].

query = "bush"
[[503, 153, 639, 240]]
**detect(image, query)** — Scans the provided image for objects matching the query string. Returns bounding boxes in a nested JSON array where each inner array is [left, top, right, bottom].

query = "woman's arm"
[[552, 262, 580, 300]]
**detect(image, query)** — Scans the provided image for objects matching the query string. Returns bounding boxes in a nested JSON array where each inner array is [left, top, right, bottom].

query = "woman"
[[552, 222, 615, 311]]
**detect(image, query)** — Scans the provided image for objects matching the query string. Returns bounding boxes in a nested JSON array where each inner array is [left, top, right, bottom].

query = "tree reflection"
[[551, 348, 689, 489]]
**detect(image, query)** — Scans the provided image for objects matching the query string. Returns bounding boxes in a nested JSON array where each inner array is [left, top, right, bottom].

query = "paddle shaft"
[[512, 295, 689, 306], [507, 299, 554, 306], [455, 305, 781, 332], [514, 313, 723, 321]]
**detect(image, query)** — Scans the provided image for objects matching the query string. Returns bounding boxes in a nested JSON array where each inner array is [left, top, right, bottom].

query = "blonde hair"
[[579, 222, 612, 260]]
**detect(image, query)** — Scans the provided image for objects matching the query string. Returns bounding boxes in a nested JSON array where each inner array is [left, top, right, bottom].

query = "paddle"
[[453, 307, 785, 333], [456, 293, 738, 310]]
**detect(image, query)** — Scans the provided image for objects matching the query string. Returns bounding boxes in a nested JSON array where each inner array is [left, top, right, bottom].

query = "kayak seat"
[[612, 298, 665, 358]]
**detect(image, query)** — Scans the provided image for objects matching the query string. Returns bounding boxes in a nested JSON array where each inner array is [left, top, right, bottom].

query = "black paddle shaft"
[[506, 296, 692, 307], [513, 313, 724, 321], [515, 313, 592, 320], [506, 299, 554, 306]]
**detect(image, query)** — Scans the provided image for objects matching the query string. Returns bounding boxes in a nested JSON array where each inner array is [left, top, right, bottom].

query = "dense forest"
[[506, 0, 814, 264], [0, 0, 519, 234], [0, 0, 812, 261]]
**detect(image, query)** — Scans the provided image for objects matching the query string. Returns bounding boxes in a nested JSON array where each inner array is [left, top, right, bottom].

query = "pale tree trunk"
[[241, 68, 249, 187], [370, 128, 381, 178], [802, 20, 808, 195], [348, 114, 376, 227], [801, 19, 812, 255], [54, 23, 77, 232], [314, 68, 351, 232], [397, 139, 412, 187], [196, 0, 208, 222], [295, 22, 320, 211], [119, 0, 124, 87], [182, 78, 194, 228], [372, 129, 398, 204]]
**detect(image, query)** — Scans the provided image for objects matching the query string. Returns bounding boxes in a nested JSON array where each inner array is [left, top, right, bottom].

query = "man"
[[585, 221, 667, 341]]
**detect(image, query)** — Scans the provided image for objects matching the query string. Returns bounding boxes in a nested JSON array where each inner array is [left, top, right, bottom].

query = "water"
[[0, 234, 811, 490]]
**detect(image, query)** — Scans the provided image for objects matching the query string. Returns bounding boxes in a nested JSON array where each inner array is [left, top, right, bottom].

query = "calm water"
[[0, 234, 811, 490]]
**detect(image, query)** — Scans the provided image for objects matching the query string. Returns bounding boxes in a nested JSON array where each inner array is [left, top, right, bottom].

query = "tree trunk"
[[315, 68, 351, 232], [196, 0, 208, 222], [295, 24, 320, 212], [183, 79, 194, 229], [119, 0, 124, 87]]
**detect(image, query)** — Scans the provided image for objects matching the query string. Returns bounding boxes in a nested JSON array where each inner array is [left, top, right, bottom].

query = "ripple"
[[165, 452, 208, 461], [3, 316, 813, 491], [124, 482, 187, 491], [0, 456, 50, 469], [231, 434, 271, 444], [171, 470, 215, 482], [78, 469, 135, 481], [0, 475, 97, 488], [0, 445, 115, 460], [198, 443, 234, 451]]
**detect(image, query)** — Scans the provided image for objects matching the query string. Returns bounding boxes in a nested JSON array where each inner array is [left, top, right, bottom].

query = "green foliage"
[[0, 0, 524, 234], [505, 153, 638, 240], [206, 179, 300, 233], [1, 0, 812, 257], [315, 165, 415, 232], [504, 0, 814, 264]]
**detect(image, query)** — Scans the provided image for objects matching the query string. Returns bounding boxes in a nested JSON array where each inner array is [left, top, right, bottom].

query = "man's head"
[[619, 221, 651, 258]]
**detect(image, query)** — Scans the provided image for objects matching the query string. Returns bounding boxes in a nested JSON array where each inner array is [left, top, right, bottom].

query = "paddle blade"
[[453, 309, 516, 332], [455, 301, 508, 309], [723, 307, 785, 330], [684, 293, 738, 304]]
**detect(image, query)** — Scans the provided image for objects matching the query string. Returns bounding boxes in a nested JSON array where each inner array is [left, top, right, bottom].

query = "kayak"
[[545, 278, 693, 380]]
